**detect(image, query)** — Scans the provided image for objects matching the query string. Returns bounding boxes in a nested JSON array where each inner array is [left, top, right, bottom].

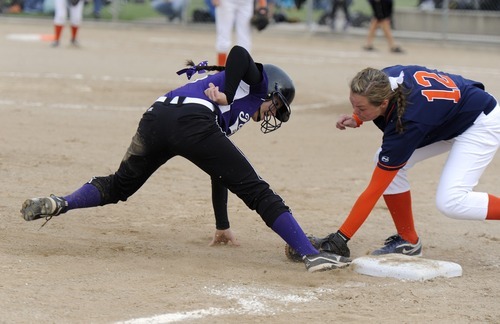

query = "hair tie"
[[389, 71, 404, 91], [176, 61, 208, 80]]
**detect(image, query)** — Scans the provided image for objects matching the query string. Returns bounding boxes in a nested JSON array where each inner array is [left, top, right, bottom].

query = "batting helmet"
[[263, 64, 295, 123]]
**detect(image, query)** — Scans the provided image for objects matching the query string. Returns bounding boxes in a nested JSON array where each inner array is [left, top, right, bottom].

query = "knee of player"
[[89, 176, 122, 205], [435, 192, 468, 219]]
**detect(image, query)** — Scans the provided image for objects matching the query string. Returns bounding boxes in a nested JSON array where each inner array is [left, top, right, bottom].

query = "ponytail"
[[176, 60, 225, 80]]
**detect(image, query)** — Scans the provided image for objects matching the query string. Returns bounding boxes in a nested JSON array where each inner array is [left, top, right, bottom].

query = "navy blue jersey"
[[374, 65, 497, 171], [165, 70, 268, 136]]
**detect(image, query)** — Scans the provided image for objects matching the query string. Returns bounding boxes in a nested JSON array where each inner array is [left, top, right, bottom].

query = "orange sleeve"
[[352, 114, 363, 127], [338, 166, 398, 238]]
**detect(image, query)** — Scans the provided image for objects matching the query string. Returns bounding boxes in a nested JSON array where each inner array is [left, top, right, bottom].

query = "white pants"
[[54, 0, 84, 26], [376, 103, 500, 220], [215, 0, 253, 53]]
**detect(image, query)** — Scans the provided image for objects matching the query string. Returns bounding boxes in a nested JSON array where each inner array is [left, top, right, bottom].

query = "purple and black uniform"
[[166, 66, 268, 136], [21, 45, 341, 264], [89, 46, 290, 231], [374, 65, 497, 171]]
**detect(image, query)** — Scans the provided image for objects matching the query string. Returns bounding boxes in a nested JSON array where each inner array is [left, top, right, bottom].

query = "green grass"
[[99, 2, 159, 20], [2, 0, 420, 22]]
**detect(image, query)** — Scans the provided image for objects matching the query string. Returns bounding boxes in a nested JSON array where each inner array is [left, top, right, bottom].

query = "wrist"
[[352, 114, 363, 127], [216, 223, 230, 230]]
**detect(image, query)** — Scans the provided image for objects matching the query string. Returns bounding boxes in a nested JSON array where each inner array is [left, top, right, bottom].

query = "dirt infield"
[[1, 19, 499, 323]]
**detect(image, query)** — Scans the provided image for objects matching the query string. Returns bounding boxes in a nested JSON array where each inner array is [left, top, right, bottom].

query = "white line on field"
[[116, 284, 337, 324], [116, 307, 232, 324], [0, 98, 332, 112], [0, 71, 341, 111], [6, 33, 45, 42], [0, 71, 178, 86], [0, 99, 142, 112]]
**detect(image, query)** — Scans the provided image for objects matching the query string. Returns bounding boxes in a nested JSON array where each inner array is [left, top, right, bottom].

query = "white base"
[[351, 254, 462, 281]]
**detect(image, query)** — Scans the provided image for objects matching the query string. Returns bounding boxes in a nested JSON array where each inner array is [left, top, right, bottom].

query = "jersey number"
[[413, 71, 461, 103]]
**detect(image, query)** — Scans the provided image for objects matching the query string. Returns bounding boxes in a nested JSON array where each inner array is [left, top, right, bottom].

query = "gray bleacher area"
[[279, 0, 500, 44], [395, 0, 500, 43]]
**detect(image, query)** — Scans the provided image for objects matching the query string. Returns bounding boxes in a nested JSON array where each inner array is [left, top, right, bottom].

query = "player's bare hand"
[[211, 0, 220, 6], [209, 228, 240, 246], [336, 114, 358, 130], [204, 82, 228, 105]]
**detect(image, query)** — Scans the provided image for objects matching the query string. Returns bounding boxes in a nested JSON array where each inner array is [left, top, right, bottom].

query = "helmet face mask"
[[260, 93, 285, 134], [274, 91, 291, 122], [260, 64, 295, 134]]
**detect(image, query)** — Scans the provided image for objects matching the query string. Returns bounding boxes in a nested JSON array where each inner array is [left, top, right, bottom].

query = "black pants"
[[330, 0, 351, 23], [90, 100, 289, 227]]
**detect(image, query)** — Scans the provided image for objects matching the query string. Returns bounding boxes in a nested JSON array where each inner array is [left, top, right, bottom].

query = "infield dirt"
[[1, 18, 499, 323]]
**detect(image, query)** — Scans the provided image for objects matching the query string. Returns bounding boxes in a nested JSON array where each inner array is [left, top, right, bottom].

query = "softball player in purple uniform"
[[288, 65, 499, 260], [20, 46, 349, 272]]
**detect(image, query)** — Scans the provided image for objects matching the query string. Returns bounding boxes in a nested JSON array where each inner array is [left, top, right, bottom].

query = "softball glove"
[[251, 7, 269, 32]]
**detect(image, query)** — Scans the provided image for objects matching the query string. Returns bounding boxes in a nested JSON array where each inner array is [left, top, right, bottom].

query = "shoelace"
[[381, 235, 403, 251], [384, 235, 401, 244], [38, 195, 65, 230], [39, 215, 53, 230]]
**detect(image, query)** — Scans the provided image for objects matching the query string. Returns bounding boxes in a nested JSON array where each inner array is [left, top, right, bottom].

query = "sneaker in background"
[[371, 234, 422, 256]]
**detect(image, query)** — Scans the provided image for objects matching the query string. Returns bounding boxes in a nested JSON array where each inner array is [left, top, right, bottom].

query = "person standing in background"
[[212, 0, 267, 66], [328, 0, 352, 31], [151, 0, 186, 22], [364, 0, 403, 53], [93, 0, 103, 19], [52, 0, 84, 47]]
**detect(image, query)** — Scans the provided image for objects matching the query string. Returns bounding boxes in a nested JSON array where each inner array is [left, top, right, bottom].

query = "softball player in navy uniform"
[[288, 65, 500, 260], [20, 46, 349, 273]]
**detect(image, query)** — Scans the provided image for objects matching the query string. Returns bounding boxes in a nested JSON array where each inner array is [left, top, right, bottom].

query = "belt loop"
[[177, 96, 186, 107], [156, 96, 173, 105]]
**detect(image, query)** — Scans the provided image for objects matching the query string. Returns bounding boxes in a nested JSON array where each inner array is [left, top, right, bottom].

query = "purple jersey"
[[374, 65, 497, 171], [165, 71, 268, 136]]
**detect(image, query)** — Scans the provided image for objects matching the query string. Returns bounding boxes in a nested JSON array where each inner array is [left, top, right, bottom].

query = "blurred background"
[[1, 0, 499, 43]]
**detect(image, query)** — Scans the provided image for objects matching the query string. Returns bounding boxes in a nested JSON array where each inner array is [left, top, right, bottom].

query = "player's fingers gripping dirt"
[[209, 229, 240, 246]]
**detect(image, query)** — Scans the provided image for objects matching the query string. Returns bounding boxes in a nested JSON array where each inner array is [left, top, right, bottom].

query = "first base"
[[351, 254, 462, 281]]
